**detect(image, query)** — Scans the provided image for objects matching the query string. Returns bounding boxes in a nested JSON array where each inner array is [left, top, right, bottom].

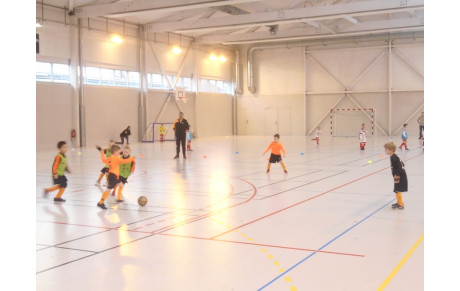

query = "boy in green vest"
[[44, 141, 71, 202], [95, 140, 114, 186], [111, 146, 135, 202]]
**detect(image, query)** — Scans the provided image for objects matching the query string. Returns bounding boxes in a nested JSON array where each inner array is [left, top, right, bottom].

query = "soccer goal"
[[142, 122, 175, 142], [329, 108, 375, 137]]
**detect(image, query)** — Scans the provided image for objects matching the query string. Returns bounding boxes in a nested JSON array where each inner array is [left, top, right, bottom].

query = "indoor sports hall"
[[34, 0, 426, 290]]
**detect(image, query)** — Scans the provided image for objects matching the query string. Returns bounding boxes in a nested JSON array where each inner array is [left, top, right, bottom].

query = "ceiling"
[[39, 0, 424, 45]]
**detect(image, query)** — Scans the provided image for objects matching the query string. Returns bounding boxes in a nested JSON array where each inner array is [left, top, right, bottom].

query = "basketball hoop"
[[175, 87, 187, 103]]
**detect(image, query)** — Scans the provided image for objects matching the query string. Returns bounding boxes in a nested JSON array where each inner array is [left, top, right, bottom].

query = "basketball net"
[[175, 87, 187, 103]]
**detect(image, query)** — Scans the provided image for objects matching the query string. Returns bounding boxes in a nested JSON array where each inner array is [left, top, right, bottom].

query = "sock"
[[267, 163, 271, 170], [117, 187, 123, 200], [99, 190, 110, 204], [280, 162, 287, 171], [395, 192, 404, 206], [55, 187, 66, 198], [46, 185, 60, 192]]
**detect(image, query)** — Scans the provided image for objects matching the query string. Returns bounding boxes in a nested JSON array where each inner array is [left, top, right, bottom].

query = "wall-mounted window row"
[[84, 67, 140, 88], [36, 62, 70, 83], [199, 78, 233, 94], [147, 73, 195, 92]]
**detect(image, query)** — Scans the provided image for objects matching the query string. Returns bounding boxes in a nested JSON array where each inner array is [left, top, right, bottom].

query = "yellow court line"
[[377, 234, 424, 291]]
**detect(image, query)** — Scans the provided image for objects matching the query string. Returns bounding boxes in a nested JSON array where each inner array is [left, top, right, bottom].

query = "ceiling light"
[[209, 54, 217, 61], [219, 56, 227, 62], [111, 35, 123, 44], [172, 46, 182, 54]]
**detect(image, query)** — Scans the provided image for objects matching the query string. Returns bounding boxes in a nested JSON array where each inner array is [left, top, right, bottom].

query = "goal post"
[[142, 122, 175, 143], [329, 108, 375, 137]]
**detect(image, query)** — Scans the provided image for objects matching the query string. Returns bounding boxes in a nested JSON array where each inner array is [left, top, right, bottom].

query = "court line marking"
[[376, 233, 424, 291], [158, 233, 365, 257], [257, 198, 396, 290], [210, 153, 423, 240]]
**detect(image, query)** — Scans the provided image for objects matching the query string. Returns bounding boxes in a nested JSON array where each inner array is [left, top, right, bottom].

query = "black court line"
[[37, 245, 98, 254]]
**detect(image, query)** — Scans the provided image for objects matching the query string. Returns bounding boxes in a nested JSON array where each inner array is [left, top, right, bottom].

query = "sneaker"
[[393, 204, 404, 210], [405, 148, 410, 151], [43, 189, 48, 197], [391, 203, 399, 209], [95, 181, 100, 186], [116, 199, 124, 203], [54, 198, 66, 202], [266, 169, 270, 173], [183, 156, 187, 159], [284, 170, 288, 174], [173, 155, 179, 159], [97, 203, 107, 210], [111, 190, 116, 196]]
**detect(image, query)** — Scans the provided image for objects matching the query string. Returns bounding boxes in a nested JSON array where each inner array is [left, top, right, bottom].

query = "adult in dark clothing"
[[417, 112, 424, 139], [119, 126, 131, 145], [173, 112, 190, 159]]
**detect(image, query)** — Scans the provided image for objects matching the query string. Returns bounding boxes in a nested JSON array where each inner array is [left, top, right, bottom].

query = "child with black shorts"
[[111, 146, 135, 202], [263, 134, 288, 174], [95, 140, 114, 186], [384, 142, 408, 210], [44, 141, 71, 202], [96, 144, 135, 209]]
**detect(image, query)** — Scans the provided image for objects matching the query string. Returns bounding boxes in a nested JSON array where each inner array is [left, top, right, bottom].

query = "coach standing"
[[173, 112, 190, 159], [417, 112, 424, 139]]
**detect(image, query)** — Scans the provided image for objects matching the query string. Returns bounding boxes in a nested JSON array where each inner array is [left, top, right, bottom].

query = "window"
[[114, 70, 128, 87], [183, 77, 193, 92], [224, 81, 233, 94], [199, 79, 208, 92], [216, 80, 224, 93], [85, 67, 101, 85], [128, 71, 140, 88], [36, 62, 52, 82], [101, 68, 114, 86], [52, 63, 70, 83], [208, 80, 216, 93]]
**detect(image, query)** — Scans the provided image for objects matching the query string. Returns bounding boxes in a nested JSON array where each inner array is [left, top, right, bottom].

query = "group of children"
[[158, 123, 193, 151]]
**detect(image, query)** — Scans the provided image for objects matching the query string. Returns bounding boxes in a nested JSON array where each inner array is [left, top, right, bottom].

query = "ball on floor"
[[138, 196, 148, 207]]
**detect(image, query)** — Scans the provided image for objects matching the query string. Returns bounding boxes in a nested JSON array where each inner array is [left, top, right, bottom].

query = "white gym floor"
[[36, 136, 424, 291]]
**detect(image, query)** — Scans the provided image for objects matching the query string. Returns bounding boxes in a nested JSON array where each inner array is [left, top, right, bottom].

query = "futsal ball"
[[138, 196, 148, 207]]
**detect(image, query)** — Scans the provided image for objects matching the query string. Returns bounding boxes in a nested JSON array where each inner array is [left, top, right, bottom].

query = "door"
[[264, 108, 278, 136]]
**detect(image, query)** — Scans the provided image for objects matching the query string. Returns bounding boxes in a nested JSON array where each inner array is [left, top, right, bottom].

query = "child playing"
[[186, 128, 193, 151], [311, 126, 321, 145], [44, 141, 71, 202], [359, 123, 367, 150], [398, 123, 409, 150], [111, 146, 135, 202], [384, 142, 408, 210], [159, 124, 165, 142], [263, 134, 287, 174], [95, 140, 114, 186], [96, 144, 135, 209]]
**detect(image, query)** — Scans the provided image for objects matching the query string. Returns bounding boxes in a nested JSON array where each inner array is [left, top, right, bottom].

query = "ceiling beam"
[[196, 17, 424, 44], [144, 0, 424, 33], [71, 0, 265, 18]]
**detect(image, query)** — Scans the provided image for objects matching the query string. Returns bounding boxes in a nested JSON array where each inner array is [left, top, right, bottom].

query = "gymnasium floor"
[[36, 136, 424, 291]]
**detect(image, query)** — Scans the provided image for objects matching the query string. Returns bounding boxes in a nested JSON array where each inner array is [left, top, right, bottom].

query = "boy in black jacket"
[[384, 142, 408, 210]]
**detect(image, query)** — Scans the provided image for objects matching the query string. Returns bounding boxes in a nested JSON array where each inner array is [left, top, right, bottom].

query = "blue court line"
[[257, 198, 395, 290]]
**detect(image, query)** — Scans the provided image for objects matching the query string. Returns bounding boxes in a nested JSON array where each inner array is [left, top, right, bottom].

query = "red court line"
[[210, 153, 424, 240], [148, 176, 258, 234], [158, 233, 364, 258]]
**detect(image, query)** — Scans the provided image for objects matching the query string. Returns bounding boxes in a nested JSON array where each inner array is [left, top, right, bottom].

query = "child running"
[[96, 144, 135, 209], [111, 146, 135, 202], [44, 141, 71, 202], [263, 134, 288, 174], [95, 140, 114, 186], [311, 126, 321, 145], [159, 124, 165, 142], [359, 123, 367, 150], [384, 142, 408, 210], [398, 123, 409, 150]]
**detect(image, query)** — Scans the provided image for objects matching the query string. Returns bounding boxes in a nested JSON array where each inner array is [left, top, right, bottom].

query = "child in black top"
[[384, 142, 408, 209]]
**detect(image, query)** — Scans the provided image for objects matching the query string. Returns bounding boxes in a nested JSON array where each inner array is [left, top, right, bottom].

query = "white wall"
[[36, 83, 73, 148], [195, 93, 233, 137], [147, 91, 195, 126], [84, 86, 139, 145]]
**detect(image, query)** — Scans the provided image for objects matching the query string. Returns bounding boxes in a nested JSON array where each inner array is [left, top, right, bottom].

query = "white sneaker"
[[95, 181, 100, 186]]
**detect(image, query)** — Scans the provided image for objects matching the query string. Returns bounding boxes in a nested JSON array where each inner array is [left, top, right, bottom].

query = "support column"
[[78, 19, 86, 147], [138, 28, 148, 141], [69, 16, 81, 147], [388, 40, 393, 137]]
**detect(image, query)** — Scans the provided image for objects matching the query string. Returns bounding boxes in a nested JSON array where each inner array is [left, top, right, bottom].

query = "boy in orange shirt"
[[263, 134, 287, 174], [44, 141, 71, 202], [95, 144, 135, 209]]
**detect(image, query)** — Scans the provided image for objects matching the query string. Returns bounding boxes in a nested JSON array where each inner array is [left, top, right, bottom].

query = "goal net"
[[142, 122, 175, 142], [330, 108, 375, 137]]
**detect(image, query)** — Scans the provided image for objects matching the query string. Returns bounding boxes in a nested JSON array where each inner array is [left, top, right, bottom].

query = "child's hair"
[[57, 141, 66, 149], [384, 142, 397, 152], [110, 145, 121, 153], [403, 123, 408, 127], [274, 134, 280, 138], [123, 146, 131, 151]]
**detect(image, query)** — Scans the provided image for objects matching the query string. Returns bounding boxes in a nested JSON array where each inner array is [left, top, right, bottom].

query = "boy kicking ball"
[[44, 141, 71, 202], [384, 142, 408, 210], [111, 146, 135, 202], [263, 134, 288, 174]]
